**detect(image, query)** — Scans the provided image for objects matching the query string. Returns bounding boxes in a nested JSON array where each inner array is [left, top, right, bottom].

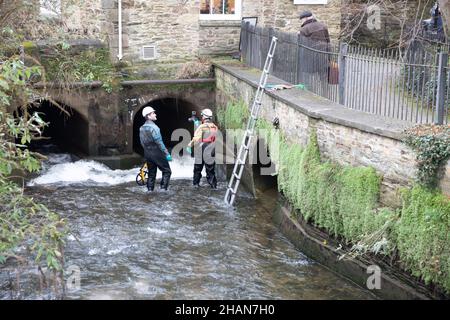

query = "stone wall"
[[12, 0, 109, 41], [36, 80, 215, 156], [198, 0, 343, 56], [100, 0, 342, 61], [214, 63, 450, 205], [17, 0, 343, 63], [199, 21, 242, 55], [121, 0, 200, 61]]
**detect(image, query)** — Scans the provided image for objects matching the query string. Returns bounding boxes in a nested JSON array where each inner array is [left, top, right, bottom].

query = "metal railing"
[[240, 22, 449, 124]]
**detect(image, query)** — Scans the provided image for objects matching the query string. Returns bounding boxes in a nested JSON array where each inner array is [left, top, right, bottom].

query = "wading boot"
[[160, 172, 171, 190]]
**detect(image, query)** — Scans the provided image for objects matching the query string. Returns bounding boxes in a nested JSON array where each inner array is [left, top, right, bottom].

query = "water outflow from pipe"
[[3, 153, 374, 299], [28, 154, 195, 187]]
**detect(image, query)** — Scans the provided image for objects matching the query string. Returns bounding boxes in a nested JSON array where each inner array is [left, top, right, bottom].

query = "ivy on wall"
[[403, 124, 450, 189]]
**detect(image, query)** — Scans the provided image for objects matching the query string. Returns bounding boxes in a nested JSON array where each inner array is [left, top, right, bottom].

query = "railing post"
[[338, 43, 348, 105], [435, 51, 448, 124], [295, 33, 301, 84]]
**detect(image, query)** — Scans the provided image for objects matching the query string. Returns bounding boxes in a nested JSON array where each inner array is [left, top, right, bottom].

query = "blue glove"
[[194, 120, 200, 127], [166, 154, 172, 161], [186, 146, 192, 154]]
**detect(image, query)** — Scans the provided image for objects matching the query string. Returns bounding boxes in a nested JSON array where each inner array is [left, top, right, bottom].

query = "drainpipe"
[[117, 0, 123, 61]]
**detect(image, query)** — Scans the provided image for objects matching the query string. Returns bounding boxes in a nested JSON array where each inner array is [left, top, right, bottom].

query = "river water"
[[3, 152, 375, 299]]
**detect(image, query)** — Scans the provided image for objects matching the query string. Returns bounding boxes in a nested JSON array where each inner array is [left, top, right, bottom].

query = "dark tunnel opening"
[[133, 98, 200, 156], [17, 100, 89, 156], [252, 137, 278, 193]]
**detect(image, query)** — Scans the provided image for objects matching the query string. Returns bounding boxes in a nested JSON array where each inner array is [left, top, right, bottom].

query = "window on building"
[[200, 0, 241, 20]]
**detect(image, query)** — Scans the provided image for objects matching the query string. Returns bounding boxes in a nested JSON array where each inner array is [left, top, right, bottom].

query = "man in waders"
[[186, 108, 218, 189], [139, 106, 172, 192]]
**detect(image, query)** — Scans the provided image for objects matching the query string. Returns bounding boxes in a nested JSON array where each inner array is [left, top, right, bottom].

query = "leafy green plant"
[[403, 125, 450, 189], [216, 99, 250, 130], [0, 55, 66, 270], [396, 186, 450, 291], [40, 44, 117, 93]]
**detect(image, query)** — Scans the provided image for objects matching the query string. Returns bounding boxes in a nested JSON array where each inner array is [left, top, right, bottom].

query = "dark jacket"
[[299, 19, 331, 74], [300, 19, 330, 44], [139, 120, 169, 157]]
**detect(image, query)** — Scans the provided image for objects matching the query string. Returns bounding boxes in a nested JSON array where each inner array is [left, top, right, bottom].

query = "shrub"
[[396, 186, 450, 291], [0, 55, 66, 270], [175, 57, 213, 79]]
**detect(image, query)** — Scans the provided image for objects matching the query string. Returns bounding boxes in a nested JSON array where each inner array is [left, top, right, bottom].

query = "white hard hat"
[[201, 108, 213, 118], [142, 106, 155, 118]]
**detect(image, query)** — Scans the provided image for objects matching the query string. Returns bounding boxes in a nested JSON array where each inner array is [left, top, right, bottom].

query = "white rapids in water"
[[28, 153, 195, 186]]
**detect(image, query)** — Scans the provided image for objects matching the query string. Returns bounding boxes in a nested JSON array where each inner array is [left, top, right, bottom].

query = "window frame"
[[199, 0, 242, 21]]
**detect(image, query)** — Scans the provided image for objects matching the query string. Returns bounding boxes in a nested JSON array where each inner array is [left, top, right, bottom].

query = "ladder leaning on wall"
[[224, 36, 278, 206]]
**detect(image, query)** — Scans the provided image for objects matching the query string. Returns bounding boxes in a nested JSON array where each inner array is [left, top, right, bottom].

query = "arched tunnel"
[[17, 100, 89, 155], [133, 98, 203, 156]]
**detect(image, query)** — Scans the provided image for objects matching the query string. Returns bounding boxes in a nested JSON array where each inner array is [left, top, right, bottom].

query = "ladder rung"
[[233, 173, 240, 180]]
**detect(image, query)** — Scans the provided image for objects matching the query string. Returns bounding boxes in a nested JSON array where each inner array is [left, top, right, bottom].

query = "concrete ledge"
[[213, 63, 415, 141], [36, 39, 105, 49], [88, 153, 143, 170], [33, 81, 103, 89], [273, 197, 445, 300], [199, 20, 242, 28], [121, 78, 215, 86]]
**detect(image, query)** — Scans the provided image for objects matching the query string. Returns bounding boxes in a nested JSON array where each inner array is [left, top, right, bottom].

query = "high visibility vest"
[[201, 123, 218, 143]]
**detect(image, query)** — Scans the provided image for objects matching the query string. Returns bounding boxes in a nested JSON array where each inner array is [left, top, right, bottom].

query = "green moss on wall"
[[216, 99, 249, 130], [255, 118, 450, 293], [277, 128, 385, 244], [396, 186, 450, 291]]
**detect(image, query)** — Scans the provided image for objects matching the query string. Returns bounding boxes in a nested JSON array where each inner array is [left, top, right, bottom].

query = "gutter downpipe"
[[117, 0, 123, 61]]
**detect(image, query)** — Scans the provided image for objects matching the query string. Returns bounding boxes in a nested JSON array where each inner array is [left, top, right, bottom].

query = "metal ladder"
[[224, 36, 278, 206]]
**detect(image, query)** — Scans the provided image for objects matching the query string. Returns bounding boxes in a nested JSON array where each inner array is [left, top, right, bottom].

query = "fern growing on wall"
[[255, 118, 450, 293]]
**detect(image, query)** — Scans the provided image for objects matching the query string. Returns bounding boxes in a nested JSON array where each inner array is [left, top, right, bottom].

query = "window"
[[200, 0, 241, 20]]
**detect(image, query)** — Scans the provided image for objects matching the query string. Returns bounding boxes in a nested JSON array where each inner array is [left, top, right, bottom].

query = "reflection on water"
[[2, 154, 375, 300]]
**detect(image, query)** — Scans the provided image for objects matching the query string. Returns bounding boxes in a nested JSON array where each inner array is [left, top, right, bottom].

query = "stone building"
[[32, 0, 343, 63]]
